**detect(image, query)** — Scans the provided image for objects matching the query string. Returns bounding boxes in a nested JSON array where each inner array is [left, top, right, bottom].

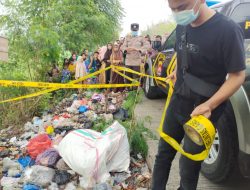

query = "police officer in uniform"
[[151, 0, 246, 189], [121, 23, 151, 82]]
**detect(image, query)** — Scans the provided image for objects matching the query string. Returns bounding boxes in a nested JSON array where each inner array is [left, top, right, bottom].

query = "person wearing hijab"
[[75, 52, 87, 82], [102, 43, 113, 84], [110, 43, 124, 92]]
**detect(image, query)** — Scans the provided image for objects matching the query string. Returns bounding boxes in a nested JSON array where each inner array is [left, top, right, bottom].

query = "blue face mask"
[[172, 0, 200, 26], [131, 31, 138, 37]]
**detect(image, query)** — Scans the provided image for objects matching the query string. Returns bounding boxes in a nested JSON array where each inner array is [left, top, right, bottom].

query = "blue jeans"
[[151, 94, 223, 190]]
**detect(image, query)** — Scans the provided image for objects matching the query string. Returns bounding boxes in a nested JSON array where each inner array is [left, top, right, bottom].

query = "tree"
[[0, 0, 124, 79], [141, 21, 176, 40], [0, 0, 124, 128]]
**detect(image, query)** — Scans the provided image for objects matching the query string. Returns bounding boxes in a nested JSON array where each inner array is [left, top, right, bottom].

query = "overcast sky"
[[120, 0, 172, 36]]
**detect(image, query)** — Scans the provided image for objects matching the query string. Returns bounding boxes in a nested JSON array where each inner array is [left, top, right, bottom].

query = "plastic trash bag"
[[113, 108, 129, 121], [23, 184, 41, 190], [78, 106, 88, 113], [35, 148, 60, 167], [55, 158, 70, 170], [53, 170, 71, 185], [32, 117, 43, 133], [66, 100, 85, 114], [27, 134, 52, 159], [22, 165, 55, 187], [18, 156, 35, 169], [64, 182, 77, 190], [93, 183, 112, 190], [7, 168, 21, 177], [0, 177, 20, 189], [3, 158, 21, 172], [57, 121, 130, 188], [91, 93, 104, 101], [48, 182, 59, 190], [48, 183, 60, 190]]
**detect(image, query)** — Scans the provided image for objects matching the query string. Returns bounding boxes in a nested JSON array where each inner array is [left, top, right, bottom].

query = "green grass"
[[92, 118, 112, 132]]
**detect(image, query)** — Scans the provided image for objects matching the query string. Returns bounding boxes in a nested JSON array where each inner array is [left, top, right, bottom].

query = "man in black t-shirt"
[[151, 0, 246, 190]]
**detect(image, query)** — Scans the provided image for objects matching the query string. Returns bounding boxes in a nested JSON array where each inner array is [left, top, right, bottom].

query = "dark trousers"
[[106, 69, 111, 84], [152, 94, 222, 190]]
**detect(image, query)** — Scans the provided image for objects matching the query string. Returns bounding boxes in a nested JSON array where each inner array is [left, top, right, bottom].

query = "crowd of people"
[[47, 24, 164, 92]]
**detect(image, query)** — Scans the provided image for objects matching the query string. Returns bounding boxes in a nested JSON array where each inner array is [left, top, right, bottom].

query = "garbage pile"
[[0, 91, 151, 190]]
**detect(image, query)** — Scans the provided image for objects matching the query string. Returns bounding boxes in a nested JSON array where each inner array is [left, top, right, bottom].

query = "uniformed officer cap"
[[131, 23, 139, 31]]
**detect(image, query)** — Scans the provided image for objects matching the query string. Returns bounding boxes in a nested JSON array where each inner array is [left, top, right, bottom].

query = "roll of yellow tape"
[[184, 116, 216, 149], [158, 80, 216, 161]]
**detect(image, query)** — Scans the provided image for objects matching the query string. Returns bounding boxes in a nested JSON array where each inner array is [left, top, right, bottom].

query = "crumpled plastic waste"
[[0, 148, 10, 158], [77, 114, 88, 123], [7, 168, 21, 177], [78, 105, 88, 113], [47, 182, 59, 190], [22, 165, 55, 187], [93, 183, 112, 190], [33, 117, 42, 126], [92, 99, 99, 104], [82, 121, 94, 129], [15, 139, 29, 149], [66, 100, 86, 114], [23, 184, 41, 190], [92, 93, 104, 102], [27, 134, 52, 159], [70, 94, 78, 100], [54, 126, 74, 135], [24, 122, 34, 132], [112, 172, 131, 185], [84, 110, 98, 121], [3, 157, 22, 172], [113, 108, 129, 121], [64, 182, 77, 190], [0, 176, 20, 189], [9, 136, 17, 144], [18, 156, 35, 169], [53, 170, 71, 185], [53, 117, 76, 128], [108, 104, 117, 113], [45, 125, 54, 135], [55, 158, 70, 170], [62, 113, 71, 118], [20, 132, 35, 140], [35, 148, 60, 167]]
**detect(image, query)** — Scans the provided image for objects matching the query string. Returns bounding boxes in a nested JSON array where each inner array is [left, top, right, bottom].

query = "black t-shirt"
[[175, 12, 246, 98]]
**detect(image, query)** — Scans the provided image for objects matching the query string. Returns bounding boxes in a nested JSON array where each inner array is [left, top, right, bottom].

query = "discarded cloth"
[[35, 148, 60, 167]]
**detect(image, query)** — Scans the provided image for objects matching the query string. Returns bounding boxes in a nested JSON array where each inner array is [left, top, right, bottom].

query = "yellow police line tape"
[[0, 66, 112, 104], [114, 66, 167, 82], [0, 66, 166, 89], [0, 80, 139, 89], [0, 65, 161, 104], [158, 80, 215, 161], [0, 62, 215, 161]]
